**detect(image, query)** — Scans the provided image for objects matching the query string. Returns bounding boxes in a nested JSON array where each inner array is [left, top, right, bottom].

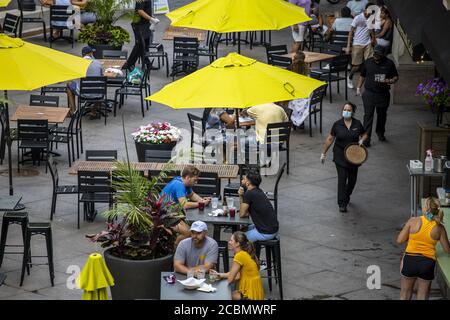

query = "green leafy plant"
[[78, 0, 141, 46], [86, 118, 186, 260]]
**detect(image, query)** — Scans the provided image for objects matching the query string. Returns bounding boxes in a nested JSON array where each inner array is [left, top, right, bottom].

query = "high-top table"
[[68, 161, 240, 179], [160, 272, 231, 300]]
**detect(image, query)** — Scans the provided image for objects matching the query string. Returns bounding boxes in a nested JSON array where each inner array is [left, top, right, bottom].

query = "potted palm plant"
[[87, 121, 185, 300], [132, 122, 181, 162], [78, 0, 134, 58]]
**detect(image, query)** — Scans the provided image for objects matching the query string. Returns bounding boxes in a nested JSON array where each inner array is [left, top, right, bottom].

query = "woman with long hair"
[[210, 231, 264, 300], [397, 197, 450, 300], [375, 6, 393, 50]]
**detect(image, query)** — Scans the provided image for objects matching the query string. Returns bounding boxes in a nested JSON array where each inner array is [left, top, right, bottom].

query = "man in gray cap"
[[356, 45, 398, 147], [173, 221, 218, 276]]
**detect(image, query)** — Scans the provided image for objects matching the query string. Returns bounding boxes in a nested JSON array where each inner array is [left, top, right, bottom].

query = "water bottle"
[[425, 149, 433, 172]]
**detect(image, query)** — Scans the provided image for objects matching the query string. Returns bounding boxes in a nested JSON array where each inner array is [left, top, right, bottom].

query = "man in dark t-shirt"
[[238, 169, 279, 242], [356, 45, 399, 147]]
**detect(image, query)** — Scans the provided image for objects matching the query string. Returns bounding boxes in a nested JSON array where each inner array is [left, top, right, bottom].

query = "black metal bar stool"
[[0, 212, 29, 268], [255, 235, 283, 300], [216, 241, 230, 273], [20, 222, 54, 287]]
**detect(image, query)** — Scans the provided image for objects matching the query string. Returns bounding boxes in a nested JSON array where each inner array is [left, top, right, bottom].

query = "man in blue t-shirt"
[[161, 165, 211, 210]]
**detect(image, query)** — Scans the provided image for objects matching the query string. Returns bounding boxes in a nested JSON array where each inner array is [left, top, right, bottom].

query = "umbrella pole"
[[238, 32, 241, 54], [4, 91, 13, 195]]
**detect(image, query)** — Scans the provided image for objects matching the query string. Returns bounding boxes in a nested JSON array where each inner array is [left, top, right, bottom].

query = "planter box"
[[104, 249, 173, 300], [135, 141, 176, 162]]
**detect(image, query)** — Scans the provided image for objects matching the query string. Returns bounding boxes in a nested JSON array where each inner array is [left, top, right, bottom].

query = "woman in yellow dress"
[[210, 231, 264, 300]]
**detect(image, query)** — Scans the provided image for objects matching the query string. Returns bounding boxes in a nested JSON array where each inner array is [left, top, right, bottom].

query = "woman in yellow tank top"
[[397, 197, 450, 300], [210, 231, 264, 300]]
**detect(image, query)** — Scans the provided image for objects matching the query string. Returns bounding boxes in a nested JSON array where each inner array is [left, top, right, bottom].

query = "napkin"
[[104, 68, 123, 76], [208, 209, 224, 217], [197, 283, 217, 293]]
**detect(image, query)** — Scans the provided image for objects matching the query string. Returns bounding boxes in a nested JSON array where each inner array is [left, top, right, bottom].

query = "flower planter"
[[104, 249, 173, 300], [135, 141, 177, 162]]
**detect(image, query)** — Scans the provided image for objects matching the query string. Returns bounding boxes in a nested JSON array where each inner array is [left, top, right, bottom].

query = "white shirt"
[[332, 17, 354, 32], [351, 13, 371, 46]]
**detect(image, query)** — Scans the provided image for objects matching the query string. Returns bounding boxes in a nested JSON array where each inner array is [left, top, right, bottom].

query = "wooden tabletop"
[[99, 59, 126, 78], [281, 51, 336, 64], [68, 161, 239, 178], [10, 105, 70, 124], [163, 26, 206, 41]]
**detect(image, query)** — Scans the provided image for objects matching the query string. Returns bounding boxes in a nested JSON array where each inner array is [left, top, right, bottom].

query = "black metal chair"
[[113, 65, 151, 118], [2, 13, 20, 37], [306, 84, 327, 137], [330, 30, 349, 51], [145, 37, 170, 77], [269, 55, 292, 69], [187, 113, 207, 150], [310, 54, 351, 103], [255, 235, 283, 299], [171, 37, 199, 80], [20, 222, 54, 287], [144, 149, 172, 163], [17, 119, 49, 172], [49, 108, 77, 166], [304, 24, 324, 52], [47, 156, 77, 221], [77, 170, 113, 229], [264, 163, 286, 217], [148, 169, 180, 192], [29, 95, 59, 108], [17, 0, 47, 41], [265, 45, 288, 64], [85, 150, 117, 162], [192, 172, 220, 198], [78, 76, 109, 125], [261, 122, 292, 174], [49, 5, 75, 48], [40, 84, 67, 96], [198, 32, 221, 63]]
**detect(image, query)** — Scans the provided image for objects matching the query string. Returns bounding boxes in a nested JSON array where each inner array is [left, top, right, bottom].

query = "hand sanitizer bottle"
[[425, 149, 433, 172]]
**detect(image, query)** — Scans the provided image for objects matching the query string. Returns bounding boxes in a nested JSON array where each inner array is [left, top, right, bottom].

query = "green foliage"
[[78, 23, 130, 47]]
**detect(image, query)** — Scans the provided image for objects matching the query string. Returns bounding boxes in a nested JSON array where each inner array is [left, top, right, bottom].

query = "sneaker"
[[259, 261, 267, 271], [347, 77, 354, 89], [363, 140, 371, 148], [377, 134, 387, 142], [339, 206, 347, 213]]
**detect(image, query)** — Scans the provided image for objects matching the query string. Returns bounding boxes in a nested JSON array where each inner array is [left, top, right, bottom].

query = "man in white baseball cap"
[[174, 221, 218, 276]]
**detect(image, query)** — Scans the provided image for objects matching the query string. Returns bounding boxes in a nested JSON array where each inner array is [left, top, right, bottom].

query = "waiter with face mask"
[[356, 45, 399, 147], [321, 102, 369, 212]]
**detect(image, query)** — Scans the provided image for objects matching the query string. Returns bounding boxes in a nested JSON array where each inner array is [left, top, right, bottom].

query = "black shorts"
[[401, 254, 436, 281]]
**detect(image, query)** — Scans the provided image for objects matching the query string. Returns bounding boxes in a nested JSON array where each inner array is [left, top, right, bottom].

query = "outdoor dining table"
[[160, 272, 231, 300], [98, 59, 126, 78], [279, 51, 336, 64], [68, 161, 240, 179], [162, 26, 207, 41], [10, 105, 70, 123]]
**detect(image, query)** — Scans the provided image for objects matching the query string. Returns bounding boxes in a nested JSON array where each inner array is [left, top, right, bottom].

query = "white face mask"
[[342, 111, 352, 119]]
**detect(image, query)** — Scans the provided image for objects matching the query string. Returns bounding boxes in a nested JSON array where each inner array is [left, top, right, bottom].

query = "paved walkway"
[[0, 1, 444, 300]]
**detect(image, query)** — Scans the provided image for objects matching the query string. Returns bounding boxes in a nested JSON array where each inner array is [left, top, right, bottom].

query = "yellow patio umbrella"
[[166, 0, 311, 52], [167, 0, 311, 32], [0, 34, 91, 196], [0, 0, 11, 7], [146, 52, 326, 109], [0, 34, 91, 90], [77, 253, 115, 300]]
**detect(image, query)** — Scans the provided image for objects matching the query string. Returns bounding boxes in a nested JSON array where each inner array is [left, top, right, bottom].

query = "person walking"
[[210, 231, 265, 300], [321, 102, 368, 212], [397, 197, 450, 300], [356, 45, 398, 146], [122, 0, 159, 70]]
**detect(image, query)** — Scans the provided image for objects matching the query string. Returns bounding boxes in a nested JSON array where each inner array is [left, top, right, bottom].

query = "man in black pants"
[[123, 0, 159, 70], [356, 45, 398, 147]]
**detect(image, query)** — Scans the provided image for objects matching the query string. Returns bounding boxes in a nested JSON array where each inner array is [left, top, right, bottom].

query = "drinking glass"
[[196, 268, 206, 280], [226, 197, 234, 209], [198, 201, 205, 211], [187, 269, 194, 279], [211, 197, 219, 209]]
